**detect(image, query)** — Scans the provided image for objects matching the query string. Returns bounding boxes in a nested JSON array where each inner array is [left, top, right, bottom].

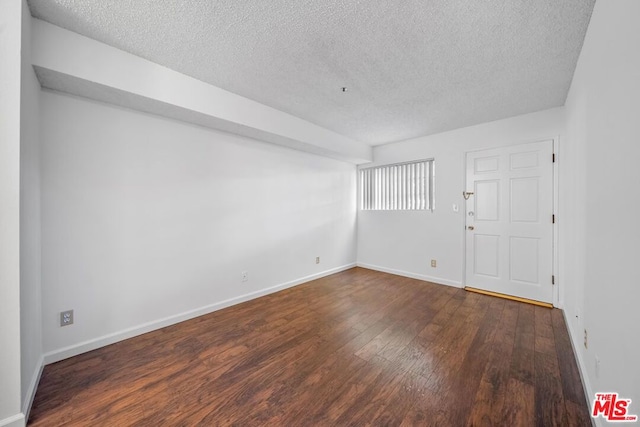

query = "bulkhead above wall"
[[30, 19, 373, 165]]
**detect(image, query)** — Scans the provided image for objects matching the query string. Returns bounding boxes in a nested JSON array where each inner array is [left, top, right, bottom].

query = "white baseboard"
[[22, 355, 45, 423], [561, 309, 599, 427], [43, 263, 356, 365], [0, 414, 25, 427], [356, 262, 462, 288]]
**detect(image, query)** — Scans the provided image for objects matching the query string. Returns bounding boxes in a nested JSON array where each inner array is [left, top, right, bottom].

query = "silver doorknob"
[[467, 226, 475, 230]]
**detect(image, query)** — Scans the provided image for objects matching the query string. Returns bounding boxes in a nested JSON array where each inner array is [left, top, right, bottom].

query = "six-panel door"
[[465, 140, 554, 304]]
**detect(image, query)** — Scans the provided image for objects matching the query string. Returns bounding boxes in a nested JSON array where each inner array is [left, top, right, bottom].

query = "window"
[[359, 159, 434, 211]]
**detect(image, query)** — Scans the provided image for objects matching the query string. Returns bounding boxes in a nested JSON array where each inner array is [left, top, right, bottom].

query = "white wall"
[[357, 108, 564, 289], [40, 91, 357, 360], [0, 0, 26, 425], [20, 0, 43, 418], [562, 0, 640, 420]]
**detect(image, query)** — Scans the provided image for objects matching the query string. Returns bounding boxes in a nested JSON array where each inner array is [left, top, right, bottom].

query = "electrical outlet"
[[60, 310, 74, 327], [316, 256, 320, 264], [584, 329, 588, 349], [241, 271, 248, 282], [431, 259, 437, 268]]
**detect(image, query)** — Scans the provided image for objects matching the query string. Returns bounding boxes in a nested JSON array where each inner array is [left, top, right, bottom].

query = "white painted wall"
[[562, 0, 640, 421], [40, 91, 357, 360], [357, 108, 564, 289], [19, 0, 43, 418], [0, 0, 26, 425]]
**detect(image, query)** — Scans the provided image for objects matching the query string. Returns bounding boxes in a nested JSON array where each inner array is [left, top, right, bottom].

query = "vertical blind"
[[360, 159, 434, 210]]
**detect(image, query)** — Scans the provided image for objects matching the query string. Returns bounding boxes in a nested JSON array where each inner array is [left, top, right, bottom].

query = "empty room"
[[1, 0, 639, 426]]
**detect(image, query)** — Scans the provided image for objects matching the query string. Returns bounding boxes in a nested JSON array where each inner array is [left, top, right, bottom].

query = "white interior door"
[[465, 140, 554, 304]]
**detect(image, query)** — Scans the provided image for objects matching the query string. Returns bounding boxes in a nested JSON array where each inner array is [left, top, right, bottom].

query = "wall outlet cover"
[[60, 310, 74, 326]]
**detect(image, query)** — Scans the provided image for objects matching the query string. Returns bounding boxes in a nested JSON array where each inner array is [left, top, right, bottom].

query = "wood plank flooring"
[[28, 267, 591, 426]]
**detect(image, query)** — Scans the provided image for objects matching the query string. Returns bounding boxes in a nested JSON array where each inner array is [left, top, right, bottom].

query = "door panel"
[[510, 151, 539, 169], [510, 178, 539, 222], [475, 180, 500, 221], [509, 237, 539, 283], [474, 156, 500, 173], [474, 234, 500, 277], [465, 140, 554, 304]]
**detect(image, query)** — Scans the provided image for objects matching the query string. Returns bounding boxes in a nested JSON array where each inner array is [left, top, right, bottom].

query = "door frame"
[[461, 137, 560, 308]]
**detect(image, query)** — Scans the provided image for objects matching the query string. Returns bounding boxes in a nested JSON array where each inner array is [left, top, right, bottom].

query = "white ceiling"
[[27, 0, 595, 146]]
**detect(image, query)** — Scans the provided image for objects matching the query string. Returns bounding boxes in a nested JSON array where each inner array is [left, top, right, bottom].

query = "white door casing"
[[465, 140, 554, 304]]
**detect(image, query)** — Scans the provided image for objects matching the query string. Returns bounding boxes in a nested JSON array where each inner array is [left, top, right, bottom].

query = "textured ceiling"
[[27, 0, 595, 145]]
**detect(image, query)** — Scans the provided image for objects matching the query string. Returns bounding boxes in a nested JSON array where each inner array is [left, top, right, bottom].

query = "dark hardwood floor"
[[29, 267, 591, 426]]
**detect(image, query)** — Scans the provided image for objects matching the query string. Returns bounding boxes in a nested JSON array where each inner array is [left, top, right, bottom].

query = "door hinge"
[[552, 275, 555, 285], [552, 153, 556, 163], [552, 214, 556, 223]]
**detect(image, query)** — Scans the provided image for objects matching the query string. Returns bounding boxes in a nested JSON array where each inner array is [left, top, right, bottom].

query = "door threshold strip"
[[464, 287, 553, 308]]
